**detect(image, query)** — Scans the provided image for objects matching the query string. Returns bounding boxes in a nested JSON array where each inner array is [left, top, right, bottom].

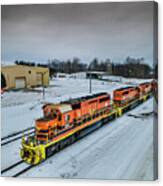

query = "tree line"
[[111, 57, 153, 79], [14, 56, 156, 79]]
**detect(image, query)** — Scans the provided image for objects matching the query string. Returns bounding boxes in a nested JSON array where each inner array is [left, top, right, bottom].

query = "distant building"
[[56, 73, 67, 78], [1, 65, 49, 89], [86, 71, 106, 79], [69, 72, 86, 79]]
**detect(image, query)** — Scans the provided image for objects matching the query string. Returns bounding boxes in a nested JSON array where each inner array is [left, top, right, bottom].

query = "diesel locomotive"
[[20, 81, 153, 165]]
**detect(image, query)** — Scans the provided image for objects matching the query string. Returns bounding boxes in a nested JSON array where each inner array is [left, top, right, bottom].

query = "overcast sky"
[[1, 2, 154, 65]]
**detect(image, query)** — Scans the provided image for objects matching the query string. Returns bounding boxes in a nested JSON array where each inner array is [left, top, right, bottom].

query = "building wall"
[[33, 66, 49, 86], [1, 65, 49, 89]]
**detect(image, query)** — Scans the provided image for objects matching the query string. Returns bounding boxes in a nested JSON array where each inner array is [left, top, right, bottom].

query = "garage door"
[[15, 78, 26, 89], [36, 73, 43, 85]]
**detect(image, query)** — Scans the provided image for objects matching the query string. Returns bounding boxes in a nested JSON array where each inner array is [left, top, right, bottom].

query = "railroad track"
[[1, 127, 35, 146], [1, 160, 34, 177]]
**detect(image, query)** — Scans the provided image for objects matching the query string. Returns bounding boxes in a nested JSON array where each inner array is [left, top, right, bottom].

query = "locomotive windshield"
[[43, 106, 58, 120], [44, 111, 57, 120]]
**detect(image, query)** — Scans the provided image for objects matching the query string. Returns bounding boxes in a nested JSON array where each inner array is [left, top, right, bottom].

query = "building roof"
[[1, 65, 48, 70], [86, 71, 106, 75]]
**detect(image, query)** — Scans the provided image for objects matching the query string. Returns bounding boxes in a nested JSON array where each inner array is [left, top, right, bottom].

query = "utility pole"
[[42, 72, 45, 100], [43, 86, 45, 100], [89, 73, 92, 94]]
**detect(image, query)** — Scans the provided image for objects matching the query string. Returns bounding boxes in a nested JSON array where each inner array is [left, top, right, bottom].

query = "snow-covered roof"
[[86, 71, 106, 74]]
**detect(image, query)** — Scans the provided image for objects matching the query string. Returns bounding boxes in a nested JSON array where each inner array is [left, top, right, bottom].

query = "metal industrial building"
[[1, 65, 49, 89]]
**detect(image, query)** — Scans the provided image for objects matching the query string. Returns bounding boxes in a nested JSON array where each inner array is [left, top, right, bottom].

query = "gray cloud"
[[1, 2, 154, 65]]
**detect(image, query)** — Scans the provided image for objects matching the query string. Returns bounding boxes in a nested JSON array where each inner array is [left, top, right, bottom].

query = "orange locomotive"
[[113, 86, 140, 107], [151, 80, 158, 103], [138, 82, 152, 96], [21, 82, 153, 165], [36, 92, 111, 144], [113, 82, 153, 107]]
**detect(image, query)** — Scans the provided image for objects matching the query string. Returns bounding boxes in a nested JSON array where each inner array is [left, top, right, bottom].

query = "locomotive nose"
[[20, 148, 38, 164], [20, 138, 45, 165]]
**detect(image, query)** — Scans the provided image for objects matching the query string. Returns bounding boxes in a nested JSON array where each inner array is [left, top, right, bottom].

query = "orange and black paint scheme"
[[113, 86, 140, 107], [138, 82, 153, 96], [36, 92, 111, 144], [113, 82, 153, 107], [20, 82, 154, 165]]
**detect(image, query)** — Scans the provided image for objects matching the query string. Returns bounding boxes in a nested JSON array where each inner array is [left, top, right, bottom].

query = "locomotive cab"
[[35, 103, 73, 144], [36, 118, 58, 144], [36, 104, 60, 144]]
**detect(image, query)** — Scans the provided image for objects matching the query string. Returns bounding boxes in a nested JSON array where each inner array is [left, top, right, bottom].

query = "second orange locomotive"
[[113, 82, 152, 107]]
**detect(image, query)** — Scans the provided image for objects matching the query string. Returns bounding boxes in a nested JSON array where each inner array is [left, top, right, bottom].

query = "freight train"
[[20, 81, 153, 165]]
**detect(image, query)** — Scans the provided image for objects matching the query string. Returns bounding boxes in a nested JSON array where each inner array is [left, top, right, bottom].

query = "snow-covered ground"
[[101, 75, 152, 85], [1, 78, 124, 137], [21, 98, 154, 180], [1, 77, 155, 180]]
